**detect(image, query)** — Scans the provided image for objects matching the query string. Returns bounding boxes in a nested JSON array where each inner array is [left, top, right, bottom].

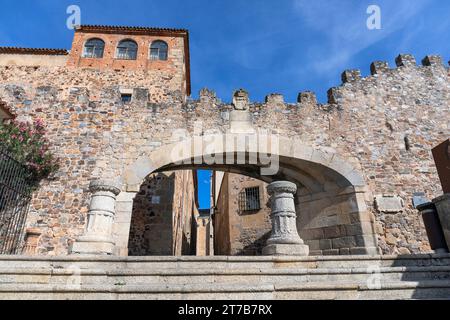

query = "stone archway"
[[71, 133, 378, 256], [108, 133, 378, 256], [122, 134, 365, 190]]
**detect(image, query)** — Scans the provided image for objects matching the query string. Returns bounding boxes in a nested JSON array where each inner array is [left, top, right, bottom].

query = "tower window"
[[238, 187, 261, 212], [150, 40, 168, 61], [121, 94, 132, 103], [116, 40, 138, 60], [83, 38, 105, 58]]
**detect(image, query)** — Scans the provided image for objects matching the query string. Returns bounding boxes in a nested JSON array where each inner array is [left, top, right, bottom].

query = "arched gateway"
[[70, 132, 378, 256]]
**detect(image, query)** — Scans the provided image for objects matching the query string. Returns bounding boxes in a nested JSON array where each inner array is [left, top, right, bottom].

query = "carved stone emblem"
[[232, 89, 249, 110]]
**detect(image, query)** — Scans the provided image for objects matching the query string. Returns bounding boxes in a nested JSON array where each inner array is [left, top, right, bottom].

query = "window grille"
[[238, 187, 261, 212]]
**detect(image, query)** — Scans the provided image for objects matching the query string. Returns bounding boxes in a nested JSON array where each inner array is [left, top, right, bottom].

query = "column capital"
[[89, 179, 121, 195], [267, 181, 297, 195]]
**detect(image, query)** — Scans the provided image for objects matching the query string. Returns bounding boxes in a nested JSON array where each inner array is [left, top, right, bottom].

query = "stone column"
[[433, 194, 450, 251], [70, 179, 121, 255], [262, 181, 309, 256]]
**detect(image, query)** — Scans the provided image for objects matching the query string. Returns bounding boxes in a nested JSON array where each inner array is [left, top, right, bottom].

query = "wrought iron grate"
[[0, 147, 33, 254], [238, 186, 261, 213]]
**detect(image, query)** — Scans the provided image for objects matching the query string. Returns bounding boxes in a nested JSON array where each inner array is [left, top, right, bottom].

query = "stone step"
[[1, 266, 450, 285], [0, 254, 449, 270], [0, 254, 449, 299], [0, 281, 449, 300]]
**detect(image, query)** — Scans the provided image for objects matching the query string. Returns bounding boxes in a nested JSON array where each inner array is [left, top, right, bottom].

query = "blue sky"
[[197, 170, 211, 209], [0, 0, 448, 208]]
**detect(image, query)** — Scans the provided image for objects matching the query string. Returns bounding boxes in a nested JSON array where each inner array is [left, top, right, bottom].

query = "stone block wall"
[[298, 187, 377, 255], [128, 172, 174, 256], [0, 53, 447, 256], [172, 170, 197, 256], [195, 215, 212, 256], [214, 173, 271, 255], [127, 170, 196, 256], [0, 65, 189, 255]]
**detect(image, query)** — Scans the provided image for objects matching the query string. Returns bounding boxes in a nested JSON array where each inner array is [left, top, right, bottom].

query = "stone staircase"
[[0, 254, 450, 300]]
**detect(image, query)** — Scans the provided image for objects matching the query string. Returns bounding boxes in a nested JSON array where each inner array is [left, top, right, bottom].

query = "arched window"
[[83, 38, 105, 58], [116, 40, 138, 60], [150, 40, 168, 61]]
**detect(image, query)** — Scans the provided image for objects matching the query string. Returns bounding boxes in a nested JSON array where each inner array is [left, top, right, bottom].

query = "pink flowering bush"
[[0, 119, 59, 184]]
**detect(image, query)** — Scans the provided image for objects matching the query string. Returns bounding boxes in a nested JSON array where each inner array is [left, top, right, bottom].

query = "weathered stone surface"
[[341, 69, 361, 83], [229, 109, 254, 133], [370, 61, 389, 75], [263, 181, 309, 256], [262, 243, 309, 256], [70, 179, 121, 255], [375, 195, 404, 213], [214, 173, 271, 255], [0, 50, 447, 256], [297, 91, 317, 104], [127, 171, 197, 256], [69, 241, 115, 256], [395, 54, 417, 67], [265, 181, 303, 245], [422, 55, 443, 67]]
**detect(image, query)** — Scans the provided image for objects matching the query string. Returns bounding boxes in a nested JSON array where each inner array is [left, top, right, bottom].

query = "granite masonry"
[[213, 172, 271, 255], [0, 25, 448, 257]]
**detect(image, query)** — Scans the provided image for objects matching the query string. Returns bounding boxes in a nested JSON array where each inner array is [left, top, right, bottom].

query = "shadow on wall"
[[297, 187, 379, 256], [236, 231, 271, 256], [128, 172, 175, 256]]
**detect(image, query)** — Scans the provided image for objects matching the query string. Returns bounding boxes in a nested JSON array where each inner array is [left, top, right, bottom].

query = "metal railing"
[[0, 147, 33, 254]]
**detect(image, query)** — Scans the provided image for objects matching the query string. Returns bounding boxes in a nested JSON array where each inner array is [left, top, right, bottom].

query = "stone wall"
[[0, 54, 67, 67], [195, 214, 212, 256], [214, 172, 231, 255], [0, 65, 188, 255], [214, 172, 271, 255], [172, 170, 196, 256], [128, 170, 196, 256], [0, 53, 448, 256], [128, 172, 173, 256]]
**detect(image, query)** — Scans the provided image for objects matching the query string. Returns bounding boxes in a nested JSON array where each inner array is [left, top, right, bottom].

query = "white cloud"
[[292, 0, 432, 74]]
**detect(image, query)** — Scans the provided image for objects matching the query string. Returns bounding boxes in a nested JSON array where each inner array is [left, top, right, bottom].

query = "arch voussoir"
[[122, 134, 366, 192]]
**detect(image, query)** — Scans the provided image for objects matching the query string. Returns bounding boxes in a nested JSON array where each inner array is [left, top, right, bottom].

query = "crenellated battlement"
[[0, 53, 447, 120], [265, 93, 284, 104], [297, 91, 317, 105], [341, 69, 362, 83], [325, 53, 449, 105], [395, 54, 417, 67], [196, 53, 448, 109], [0, 51, 448, 257], [370, 61, 390, 75], [0, 52, 447, 131]]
